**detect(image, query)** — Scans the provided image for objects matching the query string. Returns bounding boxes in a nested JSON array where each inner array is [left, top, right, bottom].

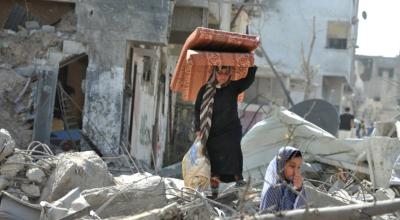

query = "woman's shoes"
[[235, 179, 247, 187]]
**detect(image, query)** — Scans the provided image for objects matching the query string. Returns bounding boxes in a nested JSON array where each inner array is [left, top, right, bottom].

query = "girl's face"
[[283, 156, 302, 182], [216, 67, 231, 85]]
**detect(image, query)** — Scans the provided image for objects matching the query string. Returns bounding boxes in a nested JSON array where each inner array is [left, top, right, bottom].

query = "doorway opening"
[[51, 53, 88, 150]]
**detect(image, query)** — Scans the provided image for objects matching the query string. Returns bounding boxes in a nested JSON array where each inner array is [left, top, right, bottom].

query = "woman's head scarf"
[[199, 66, 231, 146]]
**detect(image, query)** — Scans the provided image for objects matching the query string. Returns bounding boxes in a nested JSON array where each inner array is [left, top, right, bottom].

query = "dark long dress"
[[194, 67, 257, 183]]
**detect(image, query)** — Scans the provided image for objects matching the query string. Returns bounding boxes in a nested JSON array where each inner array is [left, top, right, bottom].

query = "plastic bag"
[[182, 138, 211, 191]]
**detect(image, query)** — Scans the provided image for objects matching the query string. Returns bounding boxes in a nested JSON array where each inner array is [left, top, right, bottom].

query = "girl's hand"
[[293, 170, 303, 191]]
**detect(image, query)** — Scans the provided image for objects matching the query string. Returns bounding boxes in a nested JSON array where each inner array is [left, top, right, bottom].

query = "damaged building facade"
[[0, 0, 174, 169], [247, 0, 359, 111], [1, 0, 252, 169], [354, 55, 400, 124]]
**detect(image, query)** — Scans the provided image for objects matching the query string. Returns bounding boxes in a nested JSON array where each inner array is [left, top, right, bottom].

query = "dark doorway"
[[51, 54, 88, 149]]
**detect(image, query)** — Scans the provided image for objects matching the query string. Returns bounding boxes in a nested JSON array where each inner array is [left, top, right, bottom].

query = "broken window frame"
[[378, 67, 394, 78], [326, 21, 350, 50]]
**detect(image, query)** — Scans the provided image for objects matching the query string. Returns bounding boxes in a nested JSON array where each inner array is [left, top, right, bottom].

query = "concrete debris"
[[63, 40, 86, 55], [372, 121, 399, 138], [0, 14, 81, 149], [80, 173, 168, 219], [40, 188, 90, 220], [21, 183, 41, 198], [26, 167, 46, 184], [0, 152, 26, 178], [0, 68, 33, 148], [0, 143, 55, 202], [0, 29, 62, 67], [375, 188, 396, 201], [55, 10, 77, 33], [0, 176, 10, 191], [40, 151, 115, 202], [0, 128, 15, 161], [0, 113, 398, 219], [42, 25, 56, 33], [304, 183, 351, 207], [25, 21, 40, 30], [118, 202, 179, 220], [0, 191, 41, 220]]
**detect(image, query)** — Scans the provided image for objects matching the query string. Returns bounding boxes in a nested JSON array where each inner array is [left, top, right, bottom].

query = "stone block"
[[63, 40, 86, 55], [25, 21, 40, 30], [42, 25, 56, 33]]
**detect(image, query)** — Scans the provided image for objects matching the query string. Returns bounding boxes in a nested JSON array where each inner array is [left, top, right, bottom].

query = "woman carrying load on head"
[[194, 65, 257, 199]]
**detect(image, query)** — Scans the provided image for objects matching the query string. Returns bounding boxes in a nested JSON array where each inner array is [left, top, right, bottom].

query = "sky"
[[356, 0, 400, 57]]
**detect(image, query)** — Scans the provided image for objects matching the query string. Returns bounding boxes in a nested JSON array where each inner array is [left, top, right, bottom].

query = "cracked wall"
[[76, 0, 171, 156]]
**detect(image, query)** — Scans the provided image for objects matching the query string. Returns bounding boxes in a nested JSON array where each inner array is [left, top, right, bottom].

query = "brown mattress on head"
[[170, 27, 260, 102]]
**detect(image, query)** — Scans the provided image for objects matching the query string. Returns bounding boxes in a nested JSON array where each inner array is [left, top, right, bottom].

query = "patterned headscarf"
[[199, 67, 218, 147], [260, 146, 306, 212], [199, 66, 233, 147]]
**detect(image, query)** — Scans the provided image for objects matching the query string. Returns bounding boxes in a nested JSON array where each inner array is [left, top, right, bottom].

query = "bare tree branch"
[[302, 16, 317, 100]]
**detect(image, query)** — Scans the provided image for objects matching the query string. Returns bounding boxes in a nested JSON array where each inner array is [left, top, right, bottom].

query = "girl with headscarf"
[[260, 146, 307, 212], [194, 65, 257, 199]]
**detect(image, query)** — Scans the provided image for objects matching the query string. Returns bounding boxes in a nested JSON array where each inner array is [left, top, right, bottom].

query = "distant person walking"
[[338, 107, 355, 139]]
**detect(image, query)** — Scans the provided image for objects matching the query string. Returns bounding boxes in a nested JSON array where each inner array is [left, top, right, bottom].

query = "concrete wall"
[[250, 0, 358, 105], [75, 0, 171, 156]]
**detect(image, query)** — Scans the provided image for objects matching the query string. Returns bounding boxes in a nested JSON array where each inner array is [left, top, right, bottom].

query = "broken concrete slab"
[[40, 188, 90, 220], [372, 121, 398, 138], [26, 167, 46, 184], [0, 30, 62, 67], [301, 162, 323, 180], [0, 176, 10, 191], [25, 21, 40, 30], [304, 183, 351, 208], [62, 40, 86, 55], [0, 129, 16, 162], [40, 151, 115, 202], [0, 153, 26, 178], [42, 25, 56, 33], [81, 173, 168, 219], [117, 202, 179, 220], [375, 188, 396, 201], [21, 183, 41, 198], [0, 191, 41, 220], [13, 65, 36, 77]]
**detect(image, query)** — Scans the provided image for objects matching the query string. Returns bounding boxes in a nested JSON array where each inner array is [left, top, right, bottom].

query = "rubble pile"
[[54, 10, 77, 33], [0, 129, 56, 203], [0, 67, 34, 148], [0, 27, 62, 67], [1, 105, 400, 220], [0, 14, 78, 149], [40, 151, 115, 203]]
